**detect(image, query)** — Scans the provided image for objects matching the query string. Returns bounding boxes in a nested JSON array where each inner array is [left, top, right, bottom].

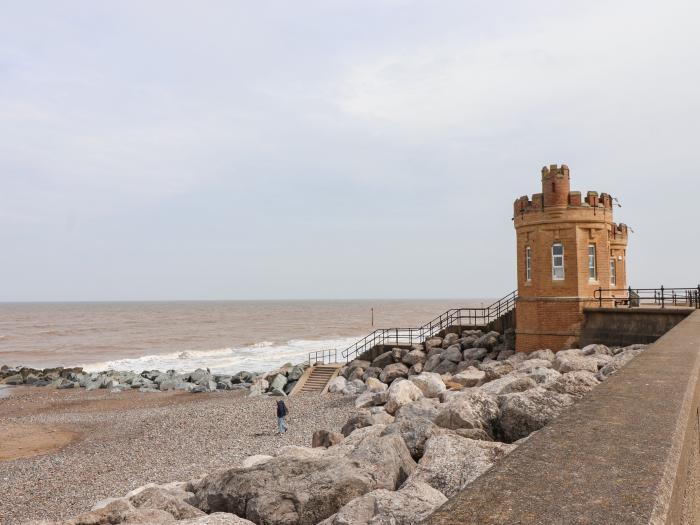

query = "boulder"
[[345, 360, 371, 379], [381, 417, 441, 460], [442, 333, 460, 347], [189, 369, 210, 384], [371, 411, 396, 426], [248, 378, 269, 396], [348, 368, 365, 382], [402, 349, 427, 366], [343, 379, 367, 396], [451, 367, 485, 387], [441, 345, 463, 363], [371, 351, 394, 369], [422, 354, 442, 373], [473, 331, 500, 351], [478, 360, 514, 380], [526, 349, 556, 361], [3, 373, 24, 385], [52, 498, 175, 524], [582, 343, 613, 356], [341, 412, 374, 437], [433, 390, 500, 434], [462, 347, 488, 361], [391, 347, 407, 362], [287, 365, 305, 382], [407, 434, 515, 498], [496, 350, 515, 361], [394, 398, 440, 422], [432, 359, 457, 375], [408, 372, 446, 398], [424, 337, 443, 350], [553, 355, 599, 374], [459, 335, 479, 349], [521, 366, 561, 387], [192, 431, 416, 525], [385, 380, 424, 415], [354, 390, 387, 409], [319, 480, 446, 525], [129, 486, 203, 519], [327, 376, 347, 394], [178, 514, 257, 524], [516, 359, 552, 372], [548, 370, 600, 397], [241, 455, 273, 468], [361, 367, 382, 381], [453, 428, 493, 441], [379, 363, 409, 384], [283, 381, 297, 395], [312, 430, 345, 448], [365, 377, 388, 393], [408, 363, 424, 376], [269, 374, 288, 392], [596, 350, 641, 380], [497, 387, 574, 442]]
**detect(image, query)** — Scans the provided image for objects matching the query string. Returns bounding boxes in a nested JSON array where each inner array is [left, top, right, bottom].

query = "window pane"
[[553, 244, 563, 255]]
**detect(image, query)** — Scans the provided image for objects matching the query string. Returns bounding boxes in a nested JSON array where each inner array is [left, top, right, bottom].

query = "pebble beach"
[[0, 387, 356, 525]]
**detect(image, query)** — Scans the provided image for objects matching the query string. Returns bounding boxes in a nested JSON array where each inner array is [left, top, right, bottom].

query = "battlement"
[[610, 222, 629, 242], [513, 164, 615, 217]]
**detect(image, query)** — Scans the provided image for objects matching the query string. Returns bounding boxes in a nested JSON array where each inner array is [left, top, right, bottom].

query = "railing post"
[[598, 286, 603, 308], [697, 285, 700, 309], [661, 285, 665, 308], [628, 286, 632, 308]]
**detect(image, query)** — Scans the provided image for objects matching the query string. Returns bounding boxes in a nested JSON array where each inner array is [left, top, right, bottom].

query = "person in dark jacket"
[[276, 399, 288, 434]]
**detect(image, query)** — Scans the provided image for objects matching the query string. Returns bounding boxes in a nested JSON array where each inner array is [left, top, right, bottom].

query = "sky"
[[1, 0, 699, 301]]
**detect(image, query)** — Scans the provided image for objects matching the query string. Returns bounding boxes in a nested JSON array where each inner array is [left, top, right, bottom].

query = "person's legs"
[[277, 417, 284, 434], [281, 416, 288, 433]]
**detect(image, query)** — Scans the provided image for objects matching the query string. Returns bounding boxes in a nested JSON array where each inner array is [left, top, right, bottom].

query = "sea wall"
[[581, 306, 694, 347], [425, 310, 700, 525]]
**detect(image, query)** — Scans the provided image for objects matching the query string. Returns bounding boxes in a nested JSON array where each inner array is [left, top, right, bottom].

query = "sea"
[[0, 299, 489, 375]]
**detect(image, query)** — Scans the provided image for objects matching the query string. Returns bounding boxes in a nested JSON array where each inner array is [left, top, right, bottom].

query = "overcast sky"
[[1, 1, 698, 301]]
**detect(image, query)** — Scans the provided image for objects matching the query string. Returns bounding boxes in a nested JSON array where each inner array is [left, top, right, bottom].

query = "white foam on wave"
[[81, 336, 362, 375]]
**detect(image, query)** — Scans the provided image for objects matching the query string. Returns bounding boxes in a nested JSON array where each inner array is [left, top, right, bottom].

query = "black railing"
[[593, 286, 700, 309], [335, 290, 517, 364], [308, 348, 337, 366]]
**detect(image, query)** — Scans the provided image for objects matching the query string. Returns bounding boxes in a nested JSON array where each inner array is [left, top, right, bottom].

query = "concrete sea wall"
[[426, 310, 700, 524]]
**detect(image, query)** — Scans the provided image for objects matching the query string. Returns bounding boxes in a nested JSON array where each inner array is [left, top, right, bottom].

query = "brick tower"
[[513, 164, 629, 352]]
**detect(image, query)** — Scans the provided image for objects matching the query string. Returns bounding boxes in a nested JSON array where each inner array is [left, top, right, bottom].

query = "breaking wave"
[[81, 336, 361, 375]]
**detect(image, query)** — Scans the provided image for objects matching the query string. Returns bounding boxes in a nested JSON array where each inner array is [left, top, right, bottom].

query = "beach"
[[0, 386, 356, 525]]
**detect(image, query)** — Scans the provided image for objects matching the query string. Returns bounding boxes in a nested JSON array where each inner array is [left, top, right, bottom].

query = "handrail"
[[332, 290, 517, 364], [593, 285, 700, 309], [308, 348, 337, 366]]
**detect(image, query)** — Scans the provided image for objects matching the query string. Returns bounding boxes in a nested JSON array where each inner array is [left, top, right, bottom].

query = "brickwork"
[[513, 164, 629, 352]]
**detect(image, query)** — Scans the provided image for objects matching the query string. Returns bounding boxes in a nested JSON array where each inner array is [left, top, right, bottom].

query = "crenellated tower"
[[513, 164, 629, 352]]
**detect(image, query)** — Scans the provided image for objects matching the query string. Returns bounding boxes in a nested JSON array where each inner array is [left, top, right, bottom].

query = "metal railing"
[[308, 348, 337, 366], [593, 286, 700, 309], [334, 290, 517, 364]]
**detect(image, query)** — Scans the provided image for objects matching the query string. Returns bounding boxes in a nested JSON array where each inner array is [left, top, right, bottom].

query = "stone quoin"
[[513, 164, 629, 352]]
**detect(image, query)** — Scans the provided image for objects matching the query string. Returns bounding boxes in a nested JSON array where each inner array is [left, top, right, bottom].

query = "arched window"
[[552, 243, 565, 280]]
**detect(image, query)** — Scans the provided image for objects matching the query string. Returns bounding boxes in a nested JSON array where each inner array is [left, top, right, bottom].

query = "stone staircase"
[[291, 364, 341, 395]]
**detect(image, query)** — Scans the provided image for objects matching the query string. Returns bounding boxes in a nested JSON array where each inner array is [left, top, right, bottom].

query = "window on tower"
[[552, 243, 565, 280], [525, 246, 532, 281], [610, 258, 617, 286], [588, 244, 597, 280]]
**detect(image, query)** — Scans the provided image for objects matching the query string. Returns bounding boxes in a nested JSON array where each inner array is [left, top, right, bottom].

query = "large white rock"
[[365, 377, 388, 393], [318, 480, 447, 525], [480, 373, 536, 396], [241, 455, 273, 468], [408, 372, 446, 398], [385, 380, 424, 415], [407, 434, 516, 498], [548, 370, 599, 397], [497, 386, 574, 442], [553, 354, 599, 374], [327, 376, 347, 393], [451, 366, 485, 387], [525, 349, 556, 362], [433, 390, 499, 433], [516, 359, 552, 372]]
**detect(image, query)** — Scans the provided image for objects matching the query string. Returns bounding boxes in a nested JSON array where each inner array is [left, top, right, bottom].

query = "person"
[[276, 399, 288, 435]]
